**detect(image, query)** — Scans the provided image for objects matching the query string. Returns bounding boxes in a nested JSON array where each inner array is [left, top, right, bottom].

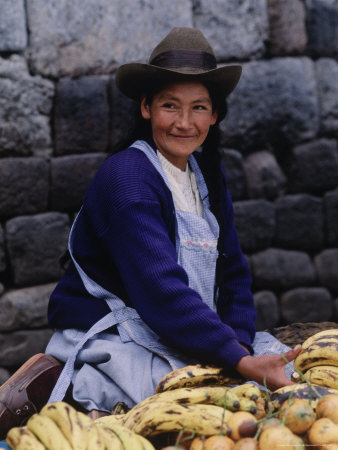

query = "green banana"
[[26, 413, 72, 450], [6, 426, 45, 450]]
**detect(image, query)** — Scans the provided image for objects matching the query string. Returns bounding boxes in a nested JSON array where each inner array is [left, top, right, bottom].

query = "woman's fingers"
[[281, 344, 302, 364]]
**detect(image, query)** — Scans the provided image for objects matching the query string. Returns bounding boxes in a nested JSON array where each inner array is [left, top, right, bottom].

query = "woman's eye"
[[163, 103, 175, 109], [194, 105, 207, 110]]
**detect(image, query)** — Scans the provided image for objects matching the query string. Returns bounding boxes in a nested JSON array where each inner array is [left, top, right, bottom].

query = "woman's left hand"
[[235, 344, 302, 391]]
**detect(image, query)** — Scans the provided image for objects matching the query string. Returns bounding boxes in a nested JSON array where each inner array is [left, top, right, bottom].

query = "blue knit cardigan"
[[48, 144, 256, 368]]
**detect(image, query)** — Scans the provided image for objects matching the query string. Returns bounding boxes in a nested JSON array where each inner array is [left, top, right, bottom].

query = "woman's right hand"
[[235, 344, 302, 391]]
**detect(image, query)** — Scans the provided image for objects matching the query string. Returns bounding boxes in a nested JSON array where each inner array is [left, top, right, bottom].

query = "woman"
[[0, 27, 301, 435]]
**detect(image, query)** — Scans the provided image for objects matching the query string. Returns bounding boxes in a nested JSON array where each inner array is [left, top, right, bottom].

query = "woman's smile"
[[141, 81, 218, 170]]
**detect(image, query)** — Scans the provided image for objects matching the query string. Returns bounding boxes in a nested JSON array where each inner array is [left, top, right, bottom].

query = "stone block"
[[0, 329, 53, 368], [193, 0, 268, 60], [314, 249, 338, 290], [288, 139, 338, 194], [324, 188, 338, 246], [222, 58, 319, 151], [280, 287, 333, 323], [274, 194, 323, 251], [233, 200, 275, 253], [267, 0, 307, 55], [5, 213, 70, 287], [0, 283, 56, 332], [26, 0, 193, 77], [244, 151, 286, 200], [0, 225, 5, 272], [316, 58, 338, 136], [0, 0, 27, 51], [254, 290, 280, 331], [0, 283, 4, 296], [0, 368, 10, 385], [0, 55, 53, 157], [251, 248, 316, 290], [219, 149, 246, 201], [306, 0, 338, 57], [0, 158, 49, 218], [50, 153, 106, 210], [54, 77, 109, 156]]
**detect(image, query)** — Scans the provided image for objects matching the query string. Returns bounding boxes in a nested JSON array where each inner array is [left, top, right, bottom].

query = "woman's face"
[[141, 81, 218, 170]]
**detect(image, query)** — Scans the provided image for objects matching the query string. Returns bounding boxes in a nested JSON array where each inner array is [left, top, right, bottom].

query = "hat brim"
[[115, 63, 242, 101]]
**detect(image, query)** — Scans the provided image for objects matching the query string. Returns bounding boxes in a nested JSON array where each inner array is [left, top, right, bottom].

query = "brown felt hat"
[[115, 27, 242, 101]]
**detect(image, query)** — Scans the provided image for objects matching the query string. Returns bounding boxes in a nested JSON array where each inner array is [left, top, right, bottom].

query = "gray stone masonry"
[[233, 200, 275, 253], [244, 151, 286, 200], [324, 188, 338, 246], [25, 0, 193, 77], [54, 77, 110, 156], [274, 194, 323, 251], [0, 158, 49, 218], [0, 0, 338, 376], [222, 58, 319, 151], [219, 149, 246, 201], [193, 0, 268, 60], [287, 139, 338, 194], [316, 58, 338, 137], [50, 153, 107, 211], [306, 0, 338, 57], [254, 290, 280, 331], [0, 283, 56, 332], [0, 0, 27, 52], [5, 213, 69, 287], [267, 0, 307, 55], [0, 330, 53, 368], [0, 56, 54, 157], [280, 287, 333, 323], [314, 249, 338, 291], [251, 248, 316, 290]]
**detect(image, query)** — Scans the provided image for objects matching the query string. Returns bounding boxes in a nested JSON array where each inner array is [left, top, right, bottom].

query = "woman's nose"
[[176, 109, 191, 128]]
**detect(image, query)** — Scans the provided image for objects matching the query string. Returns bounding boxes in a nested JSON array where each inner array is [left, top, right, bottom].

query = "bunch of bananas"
[[6, 401, 155, 450], [293, 329, 338, 390]]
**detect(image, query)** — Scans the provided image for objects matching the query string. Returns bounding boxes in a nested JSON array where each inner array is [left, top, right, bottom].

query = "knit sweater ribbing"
[[48, 144, 256, 368]]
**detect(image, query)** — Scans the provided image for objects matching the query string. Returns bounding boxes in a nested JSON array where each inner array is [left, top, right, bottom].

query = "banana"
[[294, 329, 338, 372], [201, 386, 240, 411], [40, 401, 87, 450], [304, 365, 338, 389], [135, 433, 156, 450], [26, 413, 72, 450], [96, 422, 144, 449], [237, 396, 257, 414], [96, 425, 125, 449], [123, 400, 232, 437], [229, 383, 263, 401], [6, 426, 45, 450], [155, 364, 243, 393], [269, 382, 338, 410], [86, 423, 105, 450]]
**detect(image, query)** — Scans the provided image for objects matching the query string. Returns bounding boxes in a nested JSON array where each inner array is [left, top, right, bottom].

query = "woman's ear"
[[140, 96, 151, 120], [211, 110, 218, 126]]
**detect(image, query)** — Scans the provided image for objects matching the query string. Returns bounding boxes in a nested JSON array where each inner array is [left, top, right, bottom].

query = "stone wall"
[[0, 0, 337, 379]]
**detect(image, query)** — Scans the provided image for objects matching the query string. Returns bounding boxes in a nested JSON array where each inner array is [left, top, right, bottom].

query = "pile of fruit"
[[6, 329, 338, 449]]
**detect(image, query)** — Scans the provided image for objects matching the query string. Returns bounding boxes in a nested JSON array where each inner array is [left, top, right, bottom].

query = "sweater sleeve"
[[80, 149, 250, 368]]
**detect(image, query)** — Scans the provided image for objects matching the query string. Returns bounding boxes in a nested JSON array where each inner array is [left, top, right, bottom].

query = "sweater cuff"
[[235, 329, 255, 354], [220, 338, 251, 368]]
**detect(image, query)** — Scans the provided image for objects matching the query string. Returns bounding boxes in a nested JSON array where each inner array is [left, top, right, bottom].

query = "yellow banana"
[[40, 401, 87, 450], [135, 433, 156, 450], [229, 383, 263, 401], [96, 422, 144, 449], [123, 400, 232, 437], [237, 396, 257, 414], [96, 425, 125, 449], [294, 329, 338, 372], [270, 382, 338, 410], [26, 413, 72, 450], [86, 423, 105, 450], [155, 364, 243, 393], [6, 426, 45, 450], [201, 386, 240, 411], [304, 365, 338, 389]]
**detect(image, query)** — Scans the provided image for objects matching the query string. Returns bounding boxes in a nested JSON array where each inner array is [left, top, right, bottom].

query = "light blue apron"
[[46, 140, 292, 411]]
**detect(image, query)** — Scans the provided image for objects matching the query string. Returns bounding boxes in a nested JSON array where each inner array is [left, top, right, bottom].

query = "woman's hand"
[[235, 344, 302, 391]]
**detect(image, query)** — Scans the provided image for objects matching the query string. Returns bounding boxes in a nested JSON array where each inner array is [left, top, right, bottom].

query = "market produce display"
[[5, 329, 338, 449]]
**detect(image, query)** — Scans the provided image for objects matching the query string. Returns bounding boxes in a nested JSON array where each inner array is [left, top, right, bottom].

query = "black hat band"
[[150, 49, 217, 71]]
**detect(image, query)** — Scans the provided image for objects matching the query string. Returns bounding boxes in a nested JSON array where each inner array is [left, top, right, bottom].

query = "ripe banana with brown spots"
[[304, 365, 338, 389], [6, 426, 45, 450], [26, 413, 72, 450], [294, 329, 338, 372], [155, 364, 243, 393]]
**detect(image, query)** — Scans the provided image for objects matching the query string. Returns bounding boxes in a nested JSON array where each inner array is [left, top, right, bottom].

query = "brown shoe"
[[0, 353, 63, 439]]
